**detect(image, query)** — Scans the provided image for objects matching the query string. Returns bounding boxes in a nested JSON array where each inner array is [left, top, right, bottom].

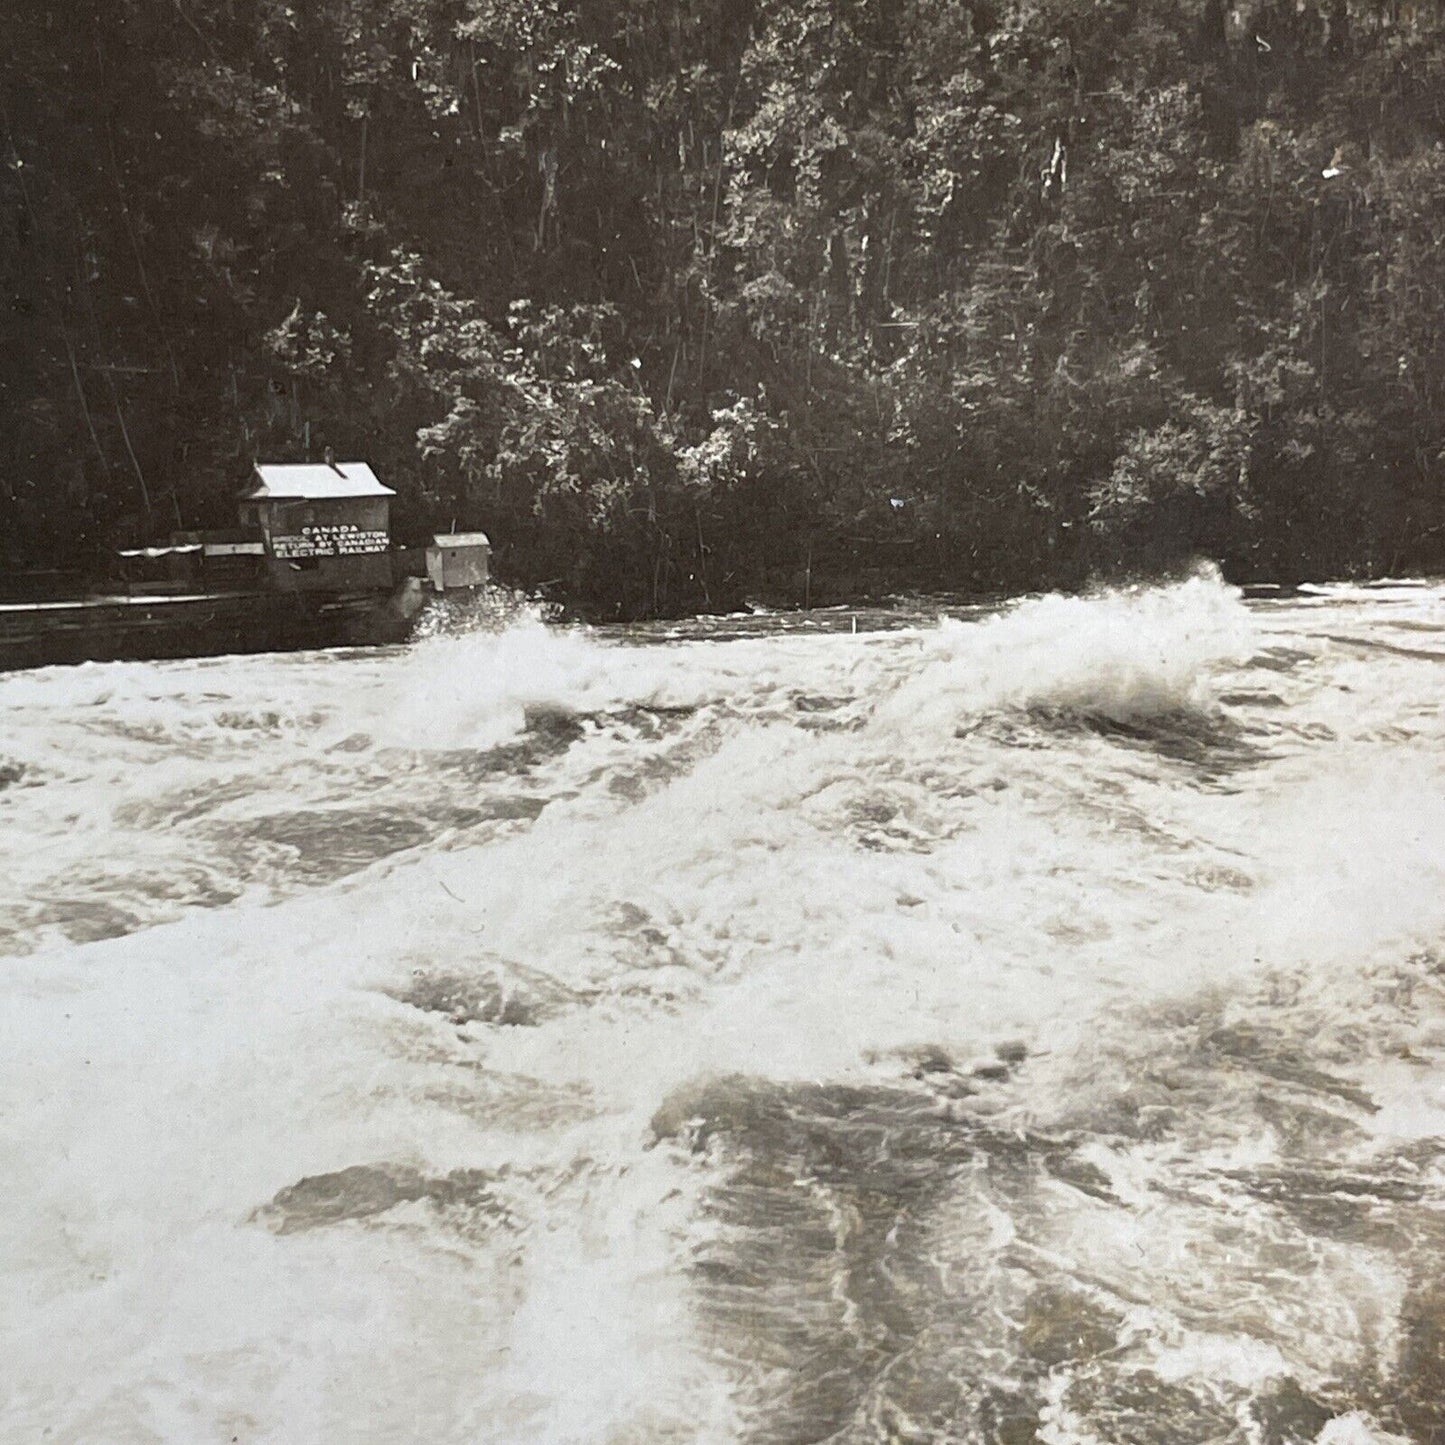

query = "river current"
[[2, 572, 1444, 1444]]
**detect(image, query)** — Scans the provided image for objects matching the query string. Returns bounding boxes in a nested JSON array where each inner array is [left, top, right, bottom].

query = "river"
[[2, 570, 1443, 1444]]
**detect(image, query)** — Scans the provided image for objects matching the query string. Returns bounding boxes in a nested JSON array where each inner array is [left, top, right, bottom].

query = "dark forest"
[[4, 0, 1445, 614]]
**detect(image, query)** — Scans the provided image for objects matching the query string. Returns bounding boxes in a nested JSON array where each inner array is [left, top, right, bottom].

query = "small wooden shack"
[[239, 459, 395, 592], [426, 532, 491, 592]]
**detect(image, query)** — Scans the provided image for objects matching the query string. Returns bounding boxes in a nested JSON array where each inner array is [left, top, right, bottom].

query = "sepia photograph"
[[3, 1, 1445, 1441]]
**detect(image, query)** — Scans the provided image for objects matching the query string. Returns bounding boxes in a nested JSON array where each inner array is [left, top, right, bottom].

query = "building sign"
[[272, 524, 389, 559]]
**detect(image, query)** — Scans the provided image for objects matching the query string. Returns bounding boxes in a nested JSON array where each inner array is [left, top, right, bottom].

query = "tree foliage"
[[4, 0, 1445, 609]]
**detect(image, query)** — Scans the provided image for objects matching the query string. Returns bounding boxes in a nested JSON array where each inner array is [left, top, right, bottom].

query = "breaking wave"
[[2, 571, 1444, 1443]]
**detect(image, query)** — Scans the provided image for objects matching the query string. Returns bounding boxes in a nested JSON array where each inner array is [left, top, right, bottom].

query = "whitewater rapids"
[[2, 572, 1444, 1443]]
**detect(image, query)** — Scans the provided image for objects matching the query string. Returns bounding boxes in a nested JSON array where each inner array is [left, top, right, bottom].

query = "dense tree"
[[3, 0, 1444, 612]]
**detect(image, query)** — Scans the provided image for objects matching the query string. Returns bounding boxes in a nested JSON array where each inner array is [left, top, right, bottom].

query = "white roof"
[[431, 531, 491, 548], [242, 462, 395, 500]]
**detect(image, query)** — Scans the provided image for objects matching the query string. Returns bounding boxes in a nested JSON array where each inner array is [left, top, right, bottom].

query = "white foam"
[[1315, 1413, 1414, 1445], [3, 575, 1444, 1440]]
